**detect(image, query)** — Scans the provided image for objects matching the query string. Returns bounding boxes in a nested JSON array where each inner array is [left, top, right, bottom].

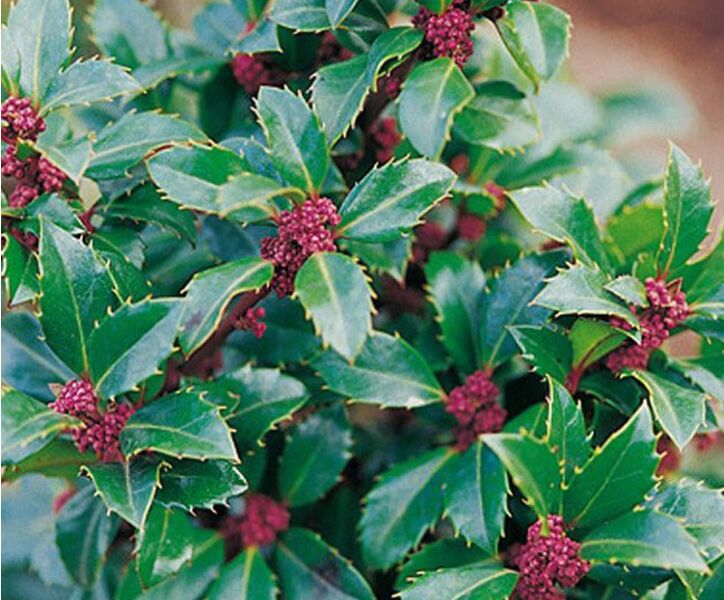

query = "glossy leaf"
[[294, 252, 373, 360], [546, 379, 590, 483], [604, 275, 648, 307], [569, 318, 626, 370], [510, 325, 572, 383], [2, 438, 94, 482], [209, 547, 276, 600], [399, 58, 474, 158], [270, 0, 330, 31], [399, 563, 518, 600]]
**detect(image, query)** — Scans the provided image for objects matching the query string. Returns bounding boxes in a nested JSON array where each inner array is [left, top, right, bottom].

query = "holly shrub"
[[1, 0, 723, 599]]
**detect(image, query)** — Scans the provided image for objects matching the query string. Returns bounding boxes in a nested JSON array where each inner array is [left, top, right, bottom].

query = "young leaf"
[[337, 159, 455, 242], [88, 299, 183, 399], [208, 547, 276, 600], [294, 252, 373, 360], [657, 143, 714, 276], [120, 390, 239, 461], [1, 387, 80, 465], [510, 325, 572, 384], [630, 371, 706, 450], [399, 58, 474, 158], [155, 458, 248, 513], [83, 456, 167, 529], [256, 86, 329, 194], [563, 404, 657, 529], [546, 379, 590, 483], [178, 258, 274, 355], [38, 220, 115, 375], [276, 528, 375, 600], [443, 441, 507, 555], [278, 404, 352, 507], [399, 563, 519, 600], [496, 0, 571, 90], [313, 331, 445, 408], [580, 510, 707, 572], [484, 432, 562, 520], [360, 448, 457, 569]]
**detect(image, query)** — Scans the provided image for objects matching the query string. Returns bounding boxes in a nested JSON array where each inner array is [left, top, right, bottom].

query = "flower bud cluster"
[[2, 96, 46, 143], [236, 306, 267, 338], [237, 494, 290, 547], [231, 54, 279, 95], [413, 1, 475, 68], [369, 117, 400, 164]]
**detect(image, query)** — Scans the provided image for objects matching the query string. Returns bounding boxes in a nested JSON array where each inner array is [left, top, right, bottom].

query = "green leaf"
[[294, 252, 373, 360], [276, 528, 375, 600], [312, 27, 423, 144], [326, 0, 360, 27], [569, 318, 626, 370], [232, 19, 281, 54], [56, 485, 120, 588], [444, 441, 507, 555], [2, 233, 39, 306], [630, 371, 706, 450], [546, 379, 590, 483], [217, 171, 304, 223], [312, 331, 445, 408], [581, 510, 707, 572], [399, 58, 474, 158], [178, 258, 274, 355], [6, 0, 70, 104], [399, 563, 518, 600], [101, 250, 151, 304], [1, 387, 80, 465], [34, 133, 92, 184], [496, 0, 571, 90], [155, 458, 248, 512], [132, 55, 226, 91], [41, 59, 139, 113], [606, 203, 664, 269], [120, 390, 239, 461], [454, 81, 539, 151], [38, 220, 115, 375], [510, 325, 572, 383], [648, 479, 724, 562], [279, 404, 352, 507], [2, 24, 21, 93], [484, 432, 562, 519], [533, 263, 640, 332], [83, 456, 167, 529], [503, 403, 547, 438], [604, 275, 648, 307], [657, 143, 714, 276], [220, 366, 310, 446], [270, 0, 330, 32], [2, 438, 94, 482], [360, 448, 457, 569], [337, 159, 455, 243], [89, 113, 206, 180], [88, 299, 182, 399], [209, 547, 276, 600], [563, 404, 657, 529], [511, 185, 610, 269], [91, 0, 168, 69], [480, 250, 567, 368], [256, 86, 329, 194]]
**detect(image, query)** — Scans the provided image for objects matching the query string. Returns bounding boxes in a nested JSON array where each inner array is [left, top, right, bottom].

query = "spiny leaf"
[[208, 547, 276, 600], [398, 562, 518, 600]]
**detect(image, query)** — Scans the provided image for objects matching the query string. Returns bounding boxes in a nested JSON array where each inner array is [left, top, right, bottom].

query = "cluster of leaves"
[[1, 0, 722, 599]]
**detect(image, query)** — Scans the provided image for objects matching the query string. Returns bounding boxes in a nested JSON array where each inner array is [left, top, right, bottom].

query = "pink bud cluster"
[[237, 494, 290, 547], [50, 379, 135, 462], [413, 1, 475, 68], [236, 306, 267, 338], [231, 54, 278, 95], [511, 516, 590, 600], [369, 117, 400, 164], [606, 277, 689, 372], [381, 74, 402, 99], [412, 220, 448, 263], [446, 370, 507, 451], [1, 96, 46, 143], [318, 32, 354, 64], [261, 197, 341, 297], [457, 213, 486, 241]]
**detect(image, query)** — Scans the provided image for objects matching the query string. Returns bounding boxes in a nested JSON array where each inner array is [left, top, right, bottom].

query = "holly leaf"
[[120, 390, 239, 461], [360, 448, 457, 569], [312, 331, 445, 408], [88, 299, 183, 399], [294, 252, 373, 360], [399, 563, 518, 600], [629, 371, 706, 450], [569, 319, 626, 371], [454, 81, 539, 151], [38, 220, 115, 375], [276, 528, 375, 600], [480, 250, 567, 368], [2, 438, 94, 482], [604, 275, 648, 307], [337, 158, 455, 242], [34, 134, 92, 184], [155, 458, 248, 512], [443, 441, 507, 555], [511, 185, 610, 270], [1, 387, 80, 465], [269, 0, 330, 31], [496, 0, 571, 90], [326, 0, 360, 27], [563, 404, 657, 529], [580, 510, 707, 572], [133, 55, 226, 91], [510, 325, 572, 383], [546, 379, 590, 483], [484, 431, 562, 520], [657, 143, 714, 276], [83, 455, 168, 529], [178, 257, 274, 355], [89, 113, 205, 180], [208, 547, 276, 600], [256, 86, 329, 195]]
